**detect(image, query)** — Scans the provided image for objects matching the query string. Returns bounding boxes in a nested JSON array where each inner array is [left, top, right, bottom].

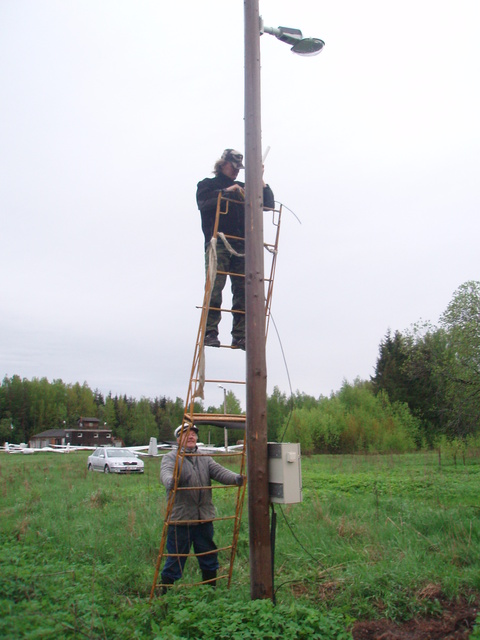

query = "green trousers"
[[205, 239, 245, 339]]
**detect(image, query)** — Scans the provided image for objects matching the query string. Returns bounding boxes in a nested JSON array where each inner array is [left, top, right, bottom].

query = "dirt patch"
[[352, 597, 478, 640]]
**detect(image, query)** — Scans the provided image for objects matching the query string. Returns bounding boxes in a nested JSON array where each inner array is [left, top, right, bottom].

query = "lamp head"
[[261, 20, 325, 57], [291, 37, 325, 56]]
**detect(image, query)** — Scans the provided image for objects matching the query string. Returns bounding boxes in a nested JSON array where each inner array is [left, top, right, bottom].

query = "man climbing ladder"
[[196, 148, 275, 350]]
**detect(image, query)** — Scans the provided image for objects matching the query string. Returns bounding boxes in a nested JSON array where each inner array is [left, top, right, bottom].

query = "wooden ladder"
[[150, 193, 282, 598]]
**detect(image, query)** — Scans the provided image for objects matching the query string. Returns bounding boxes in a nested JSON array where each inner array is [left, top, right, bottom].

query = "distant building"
[[29, 417, 114, 448]]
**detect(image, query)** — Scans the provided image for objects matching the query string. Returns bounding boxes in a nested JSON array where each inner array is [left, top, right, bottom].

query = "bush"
[[284, 381, 420, 455]]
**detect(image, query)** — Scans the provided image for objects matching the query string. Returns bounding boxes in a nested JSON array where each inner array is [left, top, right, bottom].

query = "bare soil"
[[352, 596, 478, 640]]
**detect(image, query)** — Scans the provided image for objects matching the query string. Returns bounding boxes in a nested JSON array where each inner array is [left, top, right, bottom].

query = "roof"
[[30, 427, 112, 439], [30, 429, 67, 439]]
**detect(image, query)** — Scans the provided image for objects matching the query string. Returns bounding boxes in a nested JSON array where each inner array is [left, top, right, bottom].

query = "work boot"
[[201, 570, 217, 588], [204, 331, 220, 348], [160, 575, 175, 595], [231, 336, 245, 350]]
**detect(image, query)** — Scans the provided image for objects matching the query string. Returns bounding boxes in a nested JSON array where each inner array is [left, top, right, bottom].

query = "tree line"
[[0, 378, 179, 446], [2, 280, 478, 454], [276, 280, 480, 454]]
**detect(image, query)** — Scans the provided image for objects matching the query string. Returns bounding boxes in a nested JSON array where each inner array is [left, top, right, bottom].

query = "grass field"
[[1, 450, 480, 638]]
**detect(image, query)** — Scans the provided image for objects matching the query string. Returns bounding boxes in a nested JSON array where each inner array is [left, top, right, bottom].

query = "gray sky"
[[1, 0, 479, 410]]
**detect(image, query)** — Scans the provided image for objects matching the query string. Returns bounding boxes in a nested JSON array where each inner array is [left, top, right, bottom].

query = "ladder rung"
[[194, 341, 246, 350], [216, 270, 245, 278], [193, 451, 244, 457], [186, 413, 246, 428], [156, 574, 229, 589], [163, 545, 232, 558], [176, 484, 241, 491], [168, 515, 237, 525], [220, 233, 244, 242], [197, 305, 245, 315], [192, 379, 246, 385]]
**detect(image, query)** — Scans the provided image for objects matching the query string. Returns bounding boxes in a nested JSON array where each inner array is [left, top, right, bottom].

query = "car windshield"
[[106, 449, 132, 458]]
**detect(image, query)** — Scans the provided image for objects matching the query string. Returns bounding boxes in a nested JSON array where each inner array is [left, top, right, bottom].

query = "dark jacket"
[[161, 447, 241, 523], [196, 173, 275, 247]]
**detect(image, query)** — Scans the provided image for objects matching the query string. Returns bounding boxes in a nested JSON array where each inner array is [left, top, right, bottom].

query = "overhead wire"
[[269, 199, 301, 442]]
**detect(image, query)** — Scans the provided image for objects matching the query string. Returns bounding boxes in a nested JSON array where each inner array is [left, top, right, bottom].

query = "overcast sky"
[[1, 0, 479, 410]]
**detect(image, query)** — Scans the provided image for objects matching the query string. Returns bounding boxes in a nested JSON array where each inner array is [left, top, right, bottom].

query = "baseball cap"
[[221, 149, 245, 170], [174, 425, 199, 438]]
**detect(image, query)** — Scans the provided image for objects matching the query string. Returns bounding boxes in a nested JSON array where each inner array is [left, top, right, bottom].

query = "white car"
[[87, 447, 145, 474]]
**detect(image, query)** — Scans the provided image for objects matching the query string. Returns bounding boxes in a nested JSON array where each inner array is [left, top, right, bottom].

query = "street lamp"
[[218, 385, 229, 453], [244, 2, 324, 601], [260, 19, 325, 56]]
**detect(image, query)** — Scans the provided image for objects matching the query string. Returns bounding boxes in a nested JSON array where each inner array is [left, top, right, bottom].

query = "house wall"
[[29, 429, 113, 448], [68, 431, 111, 446]]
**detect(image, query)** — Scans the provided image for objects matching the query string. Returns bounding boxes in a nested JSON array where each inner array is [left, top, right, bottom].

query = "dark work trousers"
[[161, 522, 219, 582], [205, 238, 245, 339]]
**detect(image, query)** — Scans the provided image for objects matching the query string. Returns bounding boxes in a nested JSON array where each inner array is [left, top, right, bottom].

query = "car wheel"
[[104, 465, 110, 474], [88, 463, 93, 471]]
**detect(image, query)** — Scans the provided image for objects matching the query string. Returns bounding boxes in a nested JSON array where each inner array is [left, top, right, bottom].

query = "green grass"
[[1, 451, 479, 638], [282, 453, 480, 618]]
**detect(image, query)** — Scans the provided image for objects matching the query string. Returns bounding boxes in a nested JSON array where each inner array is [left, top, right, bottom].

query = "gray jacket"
[[160, 447, 241, 523]]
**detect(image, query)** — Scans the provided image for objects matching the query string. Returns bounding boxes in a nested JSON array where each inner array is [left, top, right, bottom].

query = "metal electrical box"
[[268, 442, 302, 504]]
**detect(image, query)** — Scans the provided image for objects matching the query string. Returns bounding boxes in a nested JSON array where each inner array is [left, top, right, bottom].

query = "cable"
[[279, 505, 329, 568], [268, 201, 304, 440], [270, 503, 277, 605], [275, 200, 302, 225], [270, 313, 294, 407], [270, 312, 294, 442], [272, 506, 333, 598]]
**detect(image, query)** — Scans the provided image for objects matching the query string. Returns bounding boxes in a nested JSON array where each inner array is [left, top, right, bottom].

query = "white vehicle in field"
[[87, 447, 145, 474]]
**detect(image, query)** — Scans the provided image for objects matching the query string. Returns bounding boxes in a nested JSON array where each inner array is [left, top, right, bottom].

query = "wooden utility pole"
[[244, 0, 273, 600]]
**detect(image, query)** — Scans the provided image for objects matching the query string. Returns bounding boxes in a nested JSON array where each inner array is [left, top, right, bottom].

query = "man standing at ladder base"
[[160, 424, 245, 591], [196, 149, 274, 350]]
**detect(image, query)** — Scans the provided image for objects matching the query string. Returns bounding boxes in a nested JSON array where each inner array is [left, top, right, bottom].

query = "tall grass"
[[1, 451, 480, 638], [276, 453, 480, 617]]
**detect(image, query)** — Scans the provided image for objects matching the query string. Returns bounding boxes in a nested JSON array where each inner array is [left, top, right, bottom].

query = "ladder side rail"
[[184, 192, 229, 416], [264, 205, 282, 339], [150, 436, 192, 600], [150, 430, 200, 599], [150, 518, 171, 600], [264, 205, 281, 319], [225, 208, 282, 586], [228, 444, 248, 586]]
